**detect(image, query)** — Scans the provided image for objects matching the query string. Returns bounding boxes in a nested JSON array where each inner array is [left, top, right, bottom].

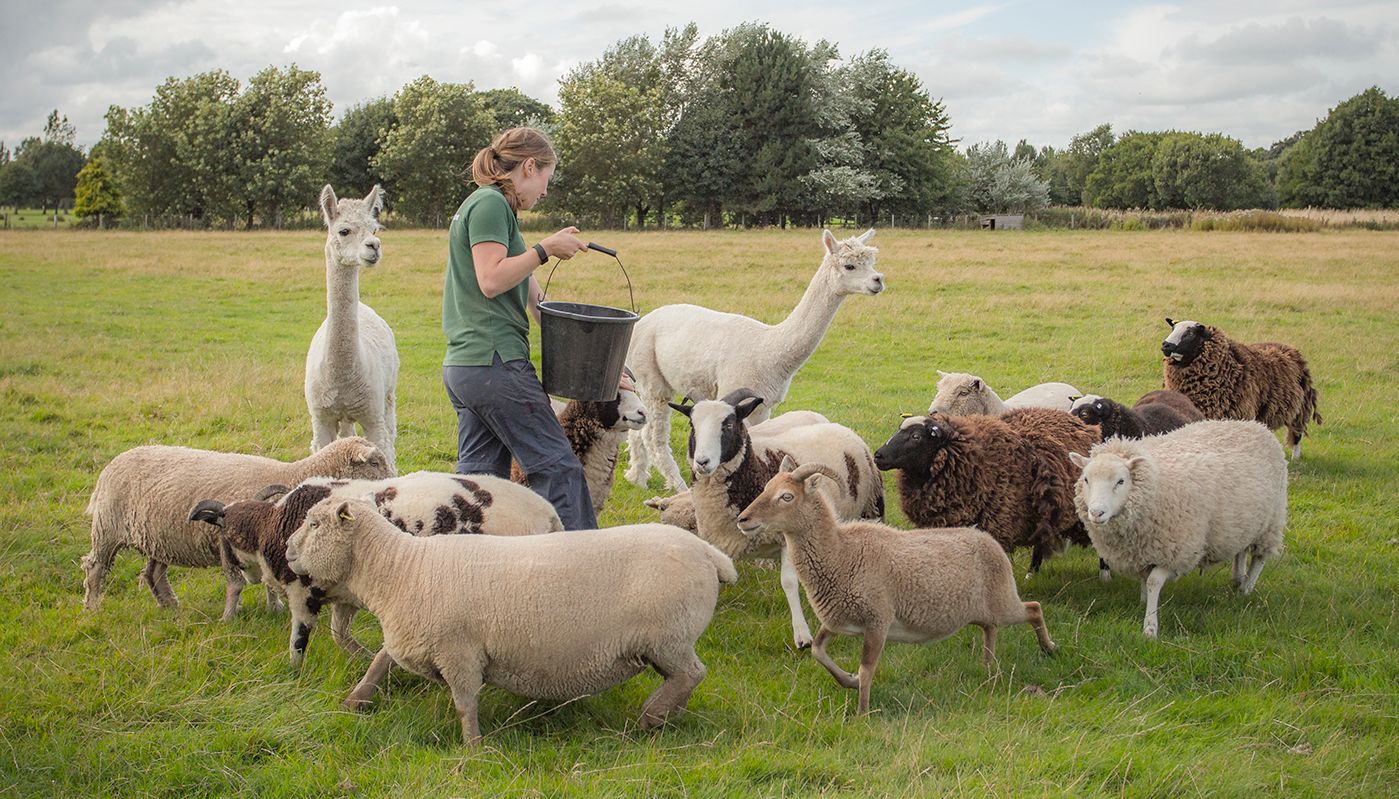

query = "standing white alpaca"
[[305, 184, 400, 473], [625, 228, 884, 490]]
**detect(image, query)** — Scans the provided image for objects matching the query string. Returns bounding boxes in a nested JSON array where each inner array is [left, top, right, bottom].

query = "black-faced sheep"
[[671, 390, 883, 649], [1071, 390, 1204, 440], [874, 409, 1101, 578], [736, 457, 1056, 714], [1161, 318, 1322, 458], [285, 498, 736, 746], [189, 471, 561, 666], [82, 437, 391, 618], [1071, 420, 1287, 638]]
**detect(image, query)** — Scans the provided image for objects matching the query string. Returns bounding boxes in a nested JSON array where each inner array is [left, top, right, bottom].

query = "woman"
[[441, 127, 598, 530]]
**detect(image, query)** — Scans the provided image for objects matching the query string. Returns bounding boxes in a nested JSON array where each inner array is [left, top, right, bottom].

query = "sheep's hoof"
[[1099, 569, 1112, 583], [341, 695, 373, 713]]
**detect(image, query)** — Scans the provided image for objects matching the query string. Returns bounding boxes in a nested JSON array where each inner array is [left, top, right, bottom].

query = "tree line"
[[1, 23, 1395, 228]]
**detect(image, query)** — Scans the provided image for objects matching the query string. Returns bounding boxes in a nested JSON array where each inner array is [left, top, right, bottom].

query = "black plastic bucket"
[[537, 244, 639, 401]]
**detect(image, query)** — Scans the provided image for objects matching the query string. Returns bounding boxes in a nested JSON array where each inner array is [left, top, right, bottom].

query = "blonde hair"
[[470, 127, 558, 211]]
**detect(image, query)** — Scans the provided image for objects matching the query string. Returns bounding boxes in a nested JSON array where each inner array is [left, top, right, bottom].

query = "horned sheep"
[[1071, 420, 1287, 639], [82, 437, 391, 617], [736, 457, 1057, 714], [285, 498, 736, 745], [928, 371, 1081, 416], [1160, 319, 1321, 458]]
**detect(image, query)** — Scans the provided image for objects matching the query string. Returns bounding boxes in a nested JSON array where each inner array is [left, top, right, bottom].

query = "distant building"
[[980, 214, 1024, 230]]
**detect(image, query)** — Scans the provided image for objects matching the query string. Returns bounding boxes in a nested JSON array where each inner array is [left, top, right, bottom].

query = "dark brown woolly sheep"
[[1161, 319, 1322, 458], [874, 409, 1101, 578], [1072, 390, 1204, 440]]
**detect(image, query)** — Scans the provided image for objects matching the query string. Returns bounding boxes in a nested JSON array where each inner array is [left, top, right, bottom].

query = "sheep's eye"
[[1116, 478, 1125, 487], [779, 492, 794, 502], [843, 263, 855, 271], [309, 520, 319, 528], [339, 228, 351, 236]]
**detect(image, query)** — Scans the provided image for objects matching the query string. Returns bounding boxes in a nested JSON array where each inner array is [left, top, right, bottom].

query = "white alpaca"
[[305, 185, 400, 473], [625, 228, 884, 490]]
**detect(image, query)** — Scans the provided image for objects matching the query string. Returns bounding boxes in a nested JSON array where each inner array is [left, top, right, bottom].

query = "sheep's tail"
[[703, 542, 739, 584], [1303, 374, 1323, 427]]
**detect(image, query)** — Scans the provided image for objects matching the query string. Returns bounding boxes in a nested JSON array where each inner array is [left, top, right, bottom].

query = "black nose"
[[1161, 342, 1174, 355], [873, 452, 890, 471]]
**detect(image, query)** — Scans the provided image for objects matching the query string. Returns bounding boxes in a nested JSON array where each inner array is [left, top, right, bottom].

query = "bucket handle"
[[540, 242, 637, 315]]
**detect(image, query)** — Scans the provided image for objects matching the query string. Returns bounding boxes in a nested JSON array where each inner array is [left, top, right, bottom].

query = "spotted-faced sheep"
[[1071, 420, 1287, 638], [928, 371, 1081, 416], [190, 471, 561, 666], [285, 498, 735, 745], [671, 390, 883, 649], [874, 409, 1101, 578], [736, 457, 1056, 714], [1072, 390, 1203, 440], [1161, 319, 1321, 458], [82, 437, 391, 617]]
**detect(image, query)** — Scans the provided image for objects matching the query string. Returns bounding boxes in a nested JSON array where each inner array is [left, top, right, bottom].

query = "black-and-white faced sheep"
[[1161, 318, 1322, 458], [1071, 390, 1204, 440], [189, 471, 562, 667], [874, 409, 1102, 578]]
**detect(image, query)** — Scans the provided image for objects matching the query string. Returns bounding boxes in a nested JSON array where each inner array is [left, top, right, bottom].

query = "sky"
[[2, 0, 1396, 153]]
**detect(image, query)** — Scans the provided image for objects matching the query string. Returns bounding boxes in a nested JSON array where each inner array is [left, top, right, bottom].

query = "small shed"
[[980, 214, 1024, 230]]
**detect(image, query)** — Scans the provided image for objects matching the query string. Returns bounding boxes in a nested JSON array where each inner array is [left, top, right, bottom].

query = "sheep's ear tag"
[[337, 503, 355, 523], [900, 412, 913, 419]]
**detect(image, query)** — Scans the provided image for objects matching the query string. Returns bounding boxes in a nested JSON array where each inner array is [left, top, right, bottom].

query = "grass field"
[[1, 227, 1396, 797]]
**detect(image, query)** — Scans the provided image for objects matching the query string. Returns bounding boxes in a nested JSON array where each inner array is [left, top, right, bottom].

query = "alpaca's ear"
[[858, 227, 876, 244], [822, 229, 837, 254], [1069, 452, 1089, 470], [365, 185, 384, 218], [319, 184, 339, 225], [779, 454, 798, 473]]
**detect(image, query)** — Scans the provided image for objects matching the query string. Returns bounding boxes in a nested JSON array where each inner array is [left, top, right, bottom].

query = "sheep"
[[641, 409, 832, 532], [1071, 390, 1204, 440], [190, 471, 562, 666], [82, 436, 391, 618], [671, 390, 883, 649], [1161, 319, 1322, 458], [284, 498, 736, 745], [305, 184, 401, 471], [625, 228, 884, 491], [510, 368, 646, 514], [928, 371, 1081, 416], [1070, 420, 1287, 639], [735, 457, 1056, 714], [874, 409, 1102, 579]]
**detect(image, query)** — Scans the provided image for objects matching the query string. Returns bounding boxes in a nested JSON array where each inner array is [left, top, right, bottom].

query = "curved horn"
[[790, 463, 839, 485]]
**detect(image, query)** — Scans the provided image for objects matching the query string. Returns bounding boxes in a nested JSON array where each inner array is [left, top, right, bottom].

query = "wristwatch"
[[533, 243, 548, 265]]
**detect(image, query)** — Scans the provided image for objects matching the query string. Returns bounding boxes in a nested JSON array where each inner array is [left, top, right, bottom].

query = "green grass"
[[1, 227, 1396, 797], [1, 207, 75, 229]]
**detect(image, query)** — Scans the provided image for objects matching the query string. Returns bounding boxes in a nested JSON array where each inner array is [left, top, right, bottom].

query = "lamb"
[[1071, 390, 1204, 440], [671, 390, 884, 649], [625, 228, 884, 491], [305, 184, 401, 472], [874, 409, 1102, 578], [736, 457, 1056, 714], [285, 498, 736, 745], [928, 371, 1081, 416], [190, 471, 562, 666], [510, 368, 646, 514], [1161, 319, 1322, 458], [82, 437, 391, 617], [1070, 420, 1287, 639]]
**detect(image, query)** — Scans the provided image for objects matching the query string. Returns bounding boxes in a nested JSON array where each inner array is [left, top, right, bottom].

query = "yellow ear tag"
[[900, 412, 913, 419], [338, 506, 355, 522]]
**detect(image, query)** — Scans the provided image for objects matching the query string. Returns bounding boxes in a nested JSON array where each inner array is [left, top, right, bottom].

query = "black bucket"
[[537, 243, 639, 401]]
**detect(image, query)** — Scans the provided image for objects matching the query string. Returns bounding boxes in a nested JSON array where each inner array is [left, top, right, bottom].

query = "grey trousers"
[[442, 355, 597, 530]]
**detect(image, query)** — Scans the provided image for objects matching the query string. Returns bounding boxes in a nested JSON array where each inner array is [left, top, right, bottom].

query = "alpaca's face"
[[286, 499, 364, 586], [1161, 319, 1210, 367], [821, 228, 884, 296], [320, 185, 385, 268]]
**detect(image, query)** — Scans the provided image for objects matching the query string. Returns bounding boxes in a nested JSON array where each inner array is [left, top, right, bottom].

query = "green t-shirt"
[[443, 185, 531, 366]]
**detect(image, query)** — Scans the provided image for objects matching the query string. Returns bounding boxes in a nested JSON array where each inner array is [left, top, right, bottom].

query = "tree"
[[553, 70, 667, 227], [0, 156, 37, 210], [960, 141, 1049, 214], [479, 88, 554, 129], [329, 97, 397, 199], [1151, 132, 1271, 210], [228, 65, 334, 228], [1083, 131, 1161, 209], [73, 156, 124, 221], [1053, 123, 1114, 205], [373, 76, 496, 225], [1278, 87, 1399, 208]]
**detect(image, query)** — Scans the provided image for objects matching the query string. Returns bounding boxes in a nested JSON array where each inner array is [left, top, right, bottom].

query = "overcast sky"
[[2, 0, 1396, 152]]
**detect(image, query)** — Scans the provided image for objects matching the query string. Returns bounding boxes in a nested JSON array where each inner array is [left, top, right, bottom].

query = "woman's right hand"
[[540, 227, 588, 260]]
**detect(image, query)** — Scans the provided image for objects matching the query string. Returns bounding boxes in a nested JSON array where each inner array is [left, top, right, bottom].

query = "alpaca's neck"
[[771, 265, 845, 373], [325, 243, 361, 368]]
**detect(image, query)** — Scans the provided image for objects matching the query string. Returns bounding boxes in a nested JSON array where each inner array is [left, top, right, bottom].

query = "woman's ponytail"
[[470, 128, 557, 212]]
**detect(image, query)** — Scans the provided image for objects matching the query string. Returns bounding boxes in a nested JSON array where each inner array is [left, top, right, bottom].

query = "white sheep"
[[736, 457, 1057, 715], [928, 371, 1081, 416], [286, 498, 736, 745], [671, 390, 883, 649], [625, 228, 884, 491], [305, 184, 401, 472], [82, 437, 391, 617], [1070, 420, 1288, 639], [190, 471, 562, 666]]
